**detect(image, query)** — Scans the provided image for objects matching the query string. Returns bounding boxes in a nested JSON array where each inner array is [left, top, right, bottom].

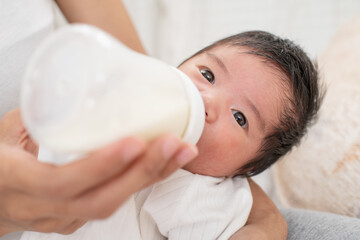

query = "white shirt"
[[21, 169, 253, 240], [0, 1, 55, 239], [0, 0, 55, 118]]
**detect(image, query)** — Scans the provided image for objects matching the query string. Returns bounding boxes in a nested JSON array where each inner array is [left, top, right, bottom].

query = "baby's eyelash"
[[200, 68, 215, 84], [232, 110, 247, 129]]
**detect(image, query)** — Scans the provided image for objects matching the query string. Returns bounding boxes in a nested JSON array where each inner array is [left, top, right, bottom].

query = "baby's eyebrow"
[[205, 52, 229, 75], [244, 96, 266, 132]]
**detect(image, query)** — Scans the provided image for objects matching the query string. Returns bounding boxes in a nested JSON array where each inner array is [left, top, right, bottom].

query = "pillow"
[[273, 14, 360, 218]]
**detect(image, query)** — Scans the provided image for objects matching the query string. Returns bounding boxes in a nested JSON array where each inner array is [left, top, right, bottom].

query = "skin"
[[56, 0, 146, 54], [179, 46, 285, 177], [230, 178, 288, 240]]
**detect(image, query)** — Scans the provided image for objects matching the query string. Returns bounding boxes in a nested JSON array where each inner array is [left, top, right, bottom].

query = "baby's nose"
[[202, 95, 218, 123]]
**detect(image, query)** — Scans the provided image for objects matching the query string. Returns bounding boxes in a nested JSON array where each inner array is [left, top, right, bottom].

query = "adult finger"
[[46, 136, 146, 198], [66, 135, 192, 219], [30, 218, 87, 235], [0, 109, 23, 145], [17, 131, 39, 156], [29, 218, 69, 233], [0, 144, 54, 195], [0, 137, 146, 199], [0, 189, 87, 235], [0, 190, 64, 224], [57, 219, 87, 235], [147, 143, 198, 187]]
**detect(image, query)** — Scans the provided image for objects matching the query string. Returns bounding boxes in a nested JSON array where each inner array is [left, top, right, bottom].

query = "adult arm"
[[230, 178, 288, 240], [55, 0, 146, 54], [0, 110, 197, 236]]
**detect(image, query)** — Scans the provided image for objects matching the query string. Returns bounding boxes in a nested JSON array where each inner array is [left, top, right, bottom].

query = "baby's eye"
[[200, 69, 215, 84], [232, 110, 247, 128]]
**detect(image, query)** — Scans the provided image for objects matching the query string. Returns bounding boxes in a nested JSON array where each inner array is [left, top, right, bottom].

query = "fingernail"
[[162, 137, 181, 159], [122, 140, 145, 162], [176, 145, 198, 166]]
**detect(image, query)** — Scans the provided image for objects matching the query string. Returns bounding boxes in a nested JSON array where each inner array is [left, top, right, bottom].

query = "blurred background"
[[124, 0, 360, 64]]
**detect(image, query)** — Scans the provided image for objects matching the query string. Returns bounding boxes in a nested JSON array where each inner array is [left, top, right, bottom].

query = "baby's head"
[[178, 31, 322, 177]]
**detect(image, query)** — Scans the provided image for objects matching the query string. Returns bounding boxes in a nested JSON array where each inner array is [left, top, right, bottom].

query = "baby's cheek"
[[223, 136, 253, 164]]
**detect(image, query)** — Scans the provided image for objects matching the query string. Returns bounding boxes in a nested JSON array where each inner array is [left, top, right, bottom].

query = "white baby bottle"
[[20, 24, 205, 164]]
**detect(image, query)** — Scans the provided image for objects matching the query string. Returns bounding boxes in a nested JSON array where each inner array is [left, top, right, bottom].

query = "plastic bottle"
[[20, 24, 205, 164]]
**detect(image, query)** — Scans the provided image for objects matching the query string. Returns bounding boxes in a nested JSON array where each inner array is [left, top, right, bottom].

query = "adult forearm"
[[55, 0, 146, 54], [230, 178, 287, 240]]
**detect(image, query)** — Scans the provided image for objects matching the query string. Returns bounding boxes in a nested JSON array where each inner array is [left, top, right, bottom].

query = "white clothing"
[[21, 169, 253, 240], [0, 0, 56, 118], [0, 1, 55, 240]]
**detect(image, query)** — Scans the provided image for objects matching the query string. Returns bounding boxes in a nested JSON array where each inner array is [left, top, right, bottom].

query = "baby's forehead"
[[193, 45, 293, 101], [209, 45, 290, 81], [222, 47, 292, 123]]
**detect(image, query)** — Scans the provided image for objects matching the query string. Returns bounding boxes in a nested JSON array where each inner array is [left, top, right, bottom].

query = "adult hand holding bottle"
[[0, 109, 197, 236]]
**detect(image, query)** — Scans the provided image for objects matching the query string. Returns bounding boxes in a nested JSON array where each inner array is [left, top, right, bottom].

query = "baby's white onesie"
[[21, 169, 252, 240]]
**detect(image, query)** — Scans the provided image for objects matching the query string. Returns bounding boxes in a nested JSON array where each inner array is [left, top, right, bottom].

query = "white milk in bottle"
[[21, 24, 205, 164]]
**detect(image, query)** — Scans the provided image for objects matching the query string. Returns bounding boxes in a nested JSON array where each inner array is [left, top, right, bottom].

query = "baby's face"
[[178, 46, 285, 177]]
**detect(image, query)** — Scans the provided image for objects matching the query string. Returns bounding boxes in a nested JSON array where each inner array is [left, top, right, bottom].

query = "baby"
[[21, 30, 321, 240], [180, 30, 321, 178]]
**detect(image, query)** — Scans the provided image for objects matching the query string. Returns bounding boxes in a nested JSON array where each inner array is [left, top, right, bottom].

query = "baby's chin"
[[182, 157, 234, 177]]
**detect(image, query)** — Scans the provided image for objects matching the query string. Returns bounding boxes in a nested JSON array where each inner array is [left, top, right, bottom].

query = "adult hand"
[[0, 109, 38, 155], [0, 110, 198, 236], [229, 179, 288, 240]]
